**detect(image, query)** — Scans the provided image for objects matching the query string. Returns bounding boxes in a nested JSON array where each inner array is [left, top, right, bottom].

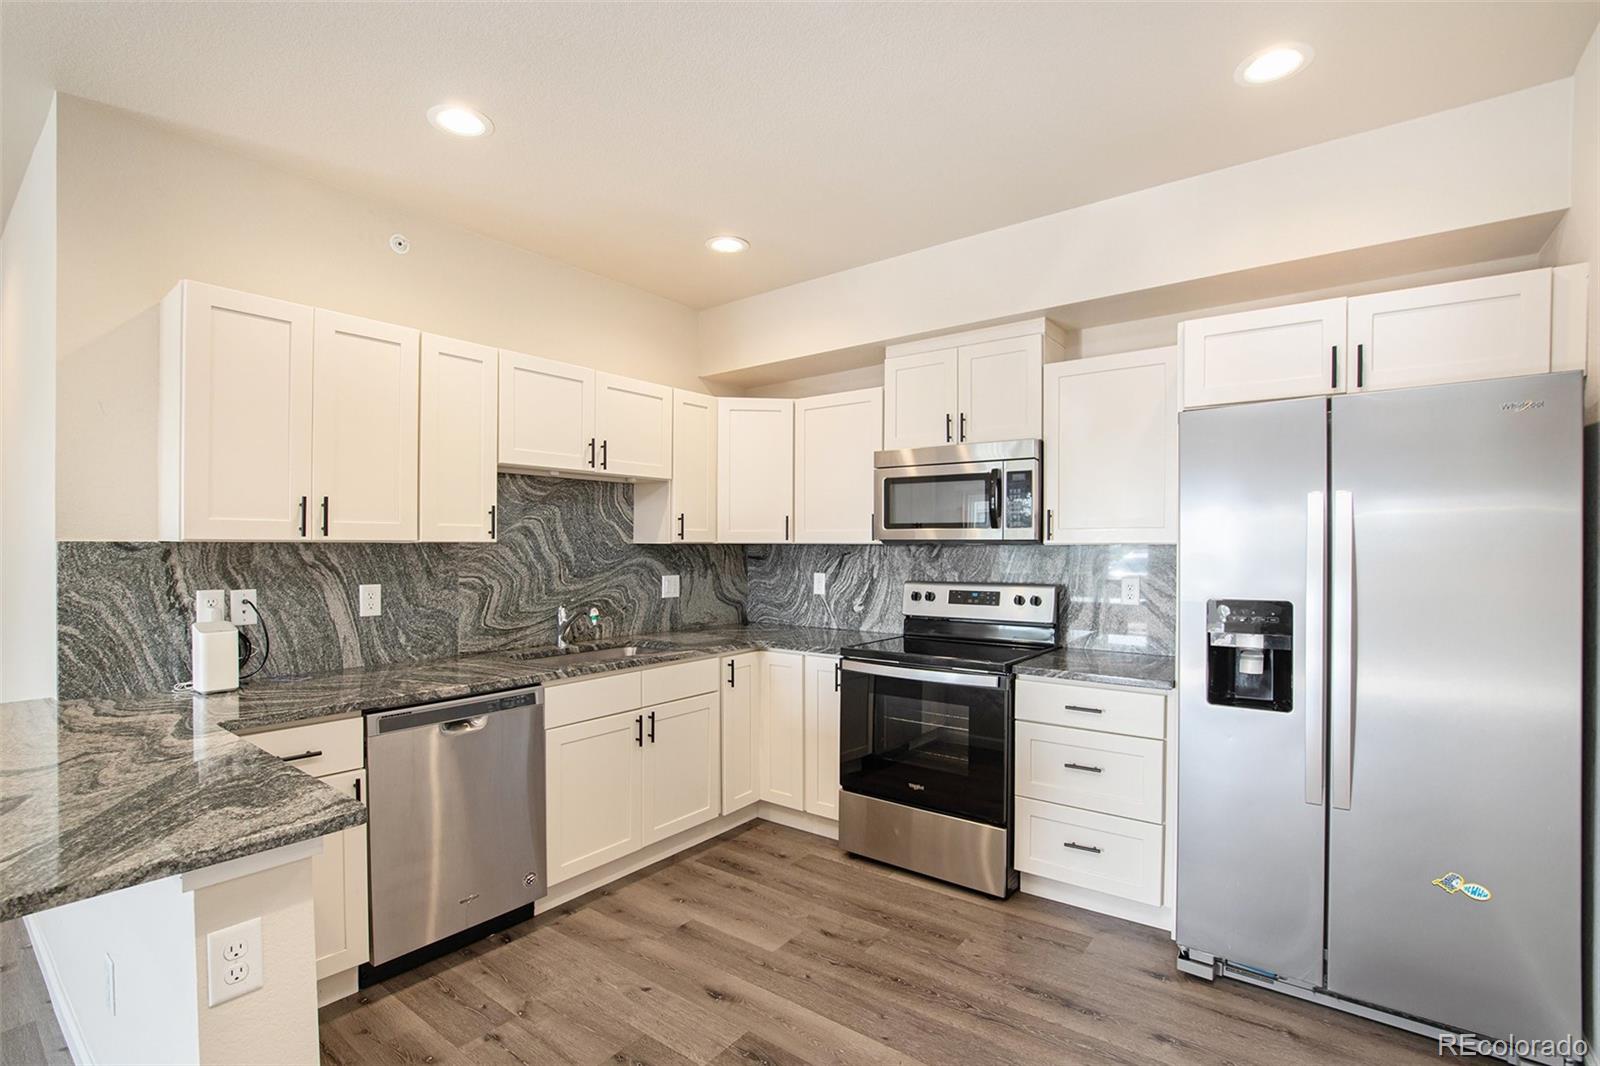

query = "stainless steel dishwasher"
[[365, 685, 546, 968]]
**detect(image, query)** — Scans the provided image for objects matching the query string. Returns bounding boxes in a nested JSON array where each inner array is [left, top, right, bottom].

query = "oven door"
[[874, 460, 1005, 541], [839, 660, 1012, 826]]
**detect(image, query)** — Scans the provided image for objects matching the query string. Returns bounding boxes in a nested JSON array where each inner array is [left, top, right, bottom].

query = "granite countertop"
[[1013, 646, 1175, 690], [1, 622, 1168, 922], [0, 623, 884, 921]]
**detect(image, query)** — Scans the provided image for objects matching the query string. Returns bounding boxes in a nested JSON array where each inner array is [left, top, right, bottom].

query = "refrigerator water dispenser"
[[1205, 599, 1292, 711]]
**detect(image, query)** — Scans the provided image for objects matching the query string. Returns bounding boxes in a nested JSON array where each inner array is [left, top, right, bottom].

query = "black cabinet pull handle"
[[601, 439, 608, 470], [1063, 704, 1104, 714], [321, 496, 330, 536], [1356, 343, 1365, 389], [945, 413, 952, 443], [784, 515, 790, 541], [1063, 841, 1102, 854], [1063, 762, 1104, 774], [283, 750, 323, 762], [588, 438, 596, 468], [678, 513, 685, 539], [834, 661, 841, 691], [1330, 344, 1338, 389], [959, 412, 967, 442], [299, 496, 308, 537], [488, 505, 496, 537], [635, 715, 643, 746], [354, 778, 361, 802], [728, 661, 736, 687], [648, 711, 656, 743]]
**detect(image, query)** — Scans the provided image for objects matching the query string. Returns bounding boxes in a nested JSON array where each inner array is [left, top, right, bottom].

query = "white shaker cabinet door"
[[803, 655, 842, 820], [164, 281, 314, 541], [883, 348, 958, 449], [642, 693, 721, 845], [759, 651, 806, 811], [1044, 347, 1178, 544], [957, 335, 1043, 443], [721, 655, 760, 814], [673, 390, 718, 542], [594, 372, 673, 480], [1181, 298, 1347, 408], [309, 769, 369, 978], [794, 387, 882, 543], [546, 710, 644, 885], [419, 334, 498, 542], [310, 310, 420, 541], [498, 351, 597, 473], [717, 398, 794, 542], [1347, 268, 1552, 393]]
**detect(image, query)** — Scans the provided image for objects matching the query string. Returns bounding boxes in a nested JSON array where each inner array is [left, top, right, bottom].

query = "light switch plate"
[[661, 574, 680, 599], [230, 589, 258, 626], [813, 572, 827, 595], [205, 917, 263, 1006], [359, 584, 382, 617]]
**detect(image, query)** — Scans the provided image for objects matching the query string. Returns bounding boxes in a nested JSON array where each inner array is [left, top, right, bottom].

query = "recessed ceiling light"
[[427, 104, 492, 137], [705, 235, 750, 254], [1235, 44, 1312, 86]]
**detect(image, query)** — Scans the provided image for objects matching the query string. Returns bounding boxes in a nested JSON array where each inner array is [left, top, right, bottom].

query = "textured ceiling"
[[3, 1, 1596, 307]]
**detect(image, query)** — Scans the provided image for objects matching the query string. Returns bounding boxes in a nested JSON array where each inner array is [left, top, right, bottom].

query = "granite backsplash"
[[57, 475, 746, 698]]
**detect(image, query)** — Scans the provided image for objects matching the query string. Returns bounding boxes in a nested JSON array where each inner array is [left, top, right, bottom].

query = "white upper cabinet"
[[717, 397, 794, 543], [1180, 298, 1347, 409], [1347, 268, 1552, 392], [498, 351, 596, 472], [635, 390, 717, 544], [794, 387, 882, 543], [159, 281, 315, 541], [419, 334, 498, 542], [883, 319, 1064, 448], [310, 310, 420, 541], [1044, 347, 1179, 544], [883, 348, 959, 449], [957, 335, 1044, 444], [594, 372, 673, 479]]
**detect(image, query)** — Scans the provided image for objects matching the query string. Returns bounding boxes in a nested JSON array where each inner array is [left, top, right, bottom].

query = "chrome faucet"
[[556, 605, 602, 650]]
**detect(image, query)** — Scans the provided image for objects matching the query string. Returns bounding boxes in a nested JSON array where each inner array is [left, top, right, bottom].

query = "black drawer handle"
[[1063, 704, 1103, 715], [1063, 762, 1103, 774], [1063, 841, 1103, 854], [282, 749, 323, 762]]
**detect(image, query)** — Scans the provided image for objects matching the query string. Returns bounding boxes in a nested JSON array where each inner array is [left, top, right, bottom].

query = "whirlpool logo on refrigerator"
[[1499, 399, 1546, 413], [1433, 871, 1493, 902]]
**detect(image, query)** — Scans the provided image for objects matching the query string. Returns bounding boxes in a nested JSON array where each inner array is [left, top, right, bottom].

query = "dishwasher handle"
[[367, 685, 543, 735]]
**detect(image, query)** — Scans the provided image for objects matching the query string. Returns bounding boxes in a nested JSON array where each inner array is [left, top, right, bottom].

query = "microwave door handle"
[[987, 470, 1002, 529]]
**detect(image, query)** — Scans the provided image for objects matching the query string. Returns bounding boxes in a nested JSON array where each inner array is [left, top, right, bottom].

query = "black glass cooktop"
[[842, 635, 1051, 673]]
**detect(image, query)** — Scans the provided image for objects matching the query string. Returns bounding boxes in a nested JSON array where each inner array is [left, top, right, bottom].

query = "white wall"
[[698, 80, 1574, 381], [0, 97, 57, 700], [53, 95, 703, 541]]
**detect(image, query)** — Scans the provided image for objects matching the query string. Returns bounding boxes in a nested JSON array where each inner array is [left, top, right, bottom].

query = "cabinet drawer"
[[1015, 679, 1166, 739], [640, 657, 720, 705], [544, 671, 644, 729], [1015, 722, 1163, 823], [1015, 796, 1163, 906], [246, 717, 363, 777]]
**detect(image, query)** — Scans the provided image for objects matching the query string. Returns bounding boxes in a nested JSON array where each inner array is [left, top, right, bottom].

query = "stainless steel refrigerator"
[[1175, 372, 1583, 1052]]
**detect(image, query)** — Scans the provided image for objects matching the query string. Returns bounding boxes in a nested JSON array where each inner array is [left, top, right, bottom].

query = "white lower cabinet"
[[802, 655, 841, 819], [1015, 722, 1163, 824], [1014, 797, 1163, 906], [758, 651, 806, 811], [310, 768, 369, 978], [642, 693, 721, 845], [546, 710, 645, 884], [720, 654, 760, 814]]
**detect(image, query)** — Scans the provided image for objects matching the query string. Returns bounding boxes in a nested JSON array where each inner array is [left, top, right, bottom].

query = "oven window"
[[882, 473, 995, 529], [839, 668, 1010, 826]]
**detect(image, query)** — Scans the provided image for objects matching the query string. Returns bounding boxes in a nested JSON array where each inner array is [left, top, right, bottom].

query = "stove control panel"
[[902, 583, 1056, 625]]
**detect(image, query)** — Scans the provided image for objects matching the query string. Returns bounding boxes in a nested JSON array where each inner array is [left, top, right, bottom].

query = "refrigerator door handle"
[[1330, 489, 1355, 810], [1304, 491, 1326, 805]]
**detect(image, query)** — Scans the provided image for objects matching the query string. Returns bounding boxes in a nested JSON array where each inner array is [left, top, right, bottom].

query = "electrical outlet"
[[205, 917, 263, 1006], [813, 572, 827, 596], [195, 589, 225, 619], [230, 589, 258, 626], [1119, 578, 1141, 605], [359, 584, 381, 617], [661, 574, 680, 599]]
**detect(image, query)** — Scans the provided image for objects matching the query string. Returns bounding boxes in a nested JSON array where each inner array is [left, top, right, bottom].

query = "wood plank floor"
[[321, 822, 1440, 1066], [0, 920, 75, 1066]]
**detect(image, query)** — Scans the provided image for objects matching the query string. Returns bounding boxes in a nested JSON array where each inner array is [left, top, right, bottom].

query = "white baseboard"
[[22, 914, 90, 1066], [1019, 873, 1174, 932], [755, 803, 839, 840]]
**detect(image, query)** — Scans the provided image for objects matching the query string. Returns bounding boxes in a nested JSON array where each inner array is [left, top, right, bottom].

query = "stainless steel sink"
[[516, 645, 646, 666]]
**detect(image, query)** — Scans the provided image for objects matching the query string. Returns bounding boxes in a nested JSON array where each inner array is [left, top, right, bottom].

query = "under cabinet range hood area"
[[872, 440, 1042, 542]]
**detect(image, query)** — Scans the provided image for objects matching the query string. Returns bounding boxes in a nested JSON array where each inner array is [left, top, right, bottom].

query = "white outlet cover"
[[813, 572, 827, 595], [1119, 578, 1141, 605], [206, 917, 263, 1006], [230, 589, 258, 626], [359, 584, 382, 617], [195, 589, 225, 620], [661, 574, 680, 599]]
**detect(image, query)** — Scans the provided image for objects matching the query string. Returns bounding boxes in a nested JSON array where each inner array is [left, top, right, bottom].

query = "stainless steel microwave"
[[872, 440, 1042, 542]]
